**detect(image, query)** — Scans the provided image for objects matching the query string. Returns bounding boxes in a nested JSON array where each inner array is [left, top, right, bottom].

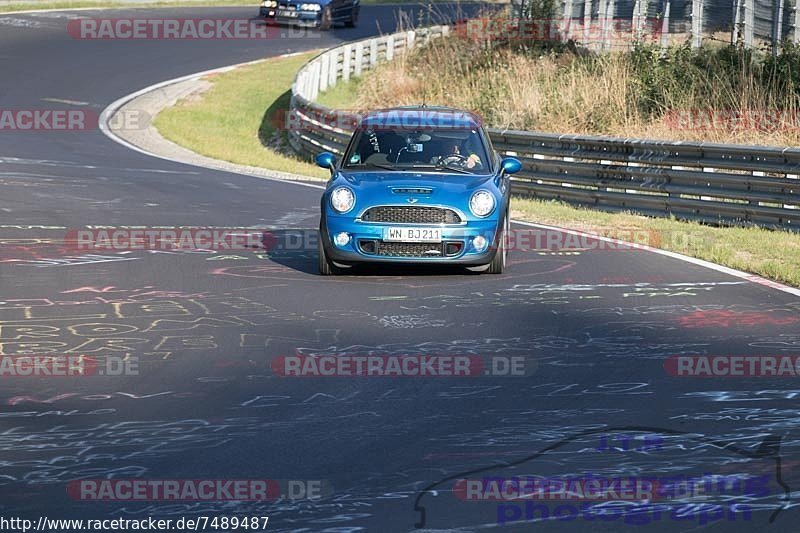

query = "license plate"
[[279, 9, 298, 16], [384, 227, 442, 242]]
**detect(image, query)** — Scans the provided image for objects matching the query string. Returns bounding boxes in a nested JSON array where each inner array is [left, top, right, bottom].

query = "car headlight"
[[330, 187, 355, 213], [262, 0, 277, 7], [469, 190, 495, 217]]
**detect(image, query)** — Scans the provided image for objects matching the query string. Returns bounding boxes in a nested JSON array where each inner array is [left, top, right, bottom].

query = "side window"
[[481, 127, 495, 172], [350, 133, 375, 165]]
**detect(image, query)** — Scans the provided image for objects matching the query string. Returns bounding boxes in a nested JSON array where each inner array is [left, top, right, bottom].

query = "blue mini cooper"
[[316, 106, 522, 275]]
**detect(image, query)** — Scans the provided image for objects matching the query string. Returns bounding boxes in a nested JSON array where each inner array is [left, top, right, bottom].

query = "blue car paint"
[[317, 108, 521, 267]]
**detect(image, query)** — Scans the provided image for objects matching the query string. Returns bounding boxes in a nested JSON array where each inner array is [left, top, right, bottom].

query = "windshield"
[[343, 127, 491, 174]]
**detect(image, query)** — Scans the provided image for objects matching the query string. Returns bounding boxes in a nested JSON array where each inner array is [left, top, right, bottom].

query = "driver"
[[450, 141, 482, 169], [431, 139, 482, 169]]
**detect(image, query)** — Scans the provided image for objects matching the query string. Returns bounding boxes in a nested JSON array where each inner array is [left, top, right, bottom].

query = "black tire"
[[345, 7, 358, 27], [319, 6, 333, 31], [318, 232, 339, 275], [486, 212, 509, 274]]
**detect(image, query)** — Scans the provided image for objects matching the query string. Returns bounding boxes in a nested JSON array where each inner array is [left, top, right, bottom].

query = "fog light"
[[334, 232, 350, 247], [473, 235, 488, 252]]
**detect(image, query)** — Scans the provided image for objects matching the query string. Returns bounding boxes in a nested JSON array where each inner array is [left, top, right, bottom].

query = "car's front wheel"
[[318, 231, 339, 275], [319, 6, 333, 30], [486, 212, 509, 274], [345, 6, 359, 27]]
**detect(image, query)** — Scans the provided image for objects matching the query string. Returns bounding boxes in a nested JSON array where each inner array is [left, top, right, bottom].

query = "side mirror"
[[500, 157, 522, 175], [316, 152, 336, 170]]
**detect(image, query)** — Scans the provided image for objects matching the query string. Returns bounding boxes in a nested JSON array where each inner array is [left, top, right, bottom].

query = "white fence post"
[[639, 0, 649, 40], [354, 42, 364, 76], [602, 0, 615, 50], [386, 34, 394, 61], [342, 44, 352, 82], [732, 0, 742, 44], [771, 0, 784, 55], [563, 0, 574, 40], [691, 0, 704, 48], [328, 50, 338, 88], [583, 0, 593, 44], [306, 61, 322, 102], [795, 0, 800, 42], [744, 0, 754, 47], [319, 52, 330, 92], [597, 0, 606, 50]]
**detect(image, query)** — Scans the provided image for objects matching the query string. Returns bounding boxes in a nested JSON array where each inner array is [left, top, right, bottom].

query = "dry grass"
[[344, 27, 800, 146], [511, 197, 800, 287]]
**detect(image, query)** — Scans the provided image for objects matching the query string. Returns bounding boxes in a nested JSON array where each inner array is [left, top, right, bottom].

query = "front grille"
[[361, 206, 461, 224], [375, 242, 444, 257], [359, 240, 463, 258], [391, 187, 433, 195]]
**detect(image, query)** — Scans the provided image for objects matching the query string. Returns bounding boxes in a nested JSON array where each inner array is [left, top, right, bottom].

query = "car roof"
[[359, 106, 483, 130]]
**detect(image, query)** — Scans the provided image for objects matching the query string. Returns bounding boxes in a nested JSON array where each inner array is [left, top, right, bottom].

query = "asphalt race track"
[[1, 5, 799, 532]]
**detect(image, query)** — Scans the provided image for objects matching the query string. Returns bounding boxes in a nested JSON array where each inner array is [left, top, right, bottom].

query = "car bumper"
[[321, 215, 502, 266], [260, 7, 321, 26]]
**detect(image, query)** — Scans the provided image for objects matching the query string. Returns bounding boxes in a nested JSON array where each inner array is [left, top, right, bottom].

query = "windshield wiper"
[[402, 164, 473, 175], [432, 163, 472, 174], [350, 162, 397, 171]]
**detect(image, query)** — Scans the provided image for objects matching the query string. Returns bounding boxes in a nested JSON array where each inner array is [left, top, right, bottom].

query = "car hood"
[[336, 171, 496, 199], [327, 171, 504, 221]]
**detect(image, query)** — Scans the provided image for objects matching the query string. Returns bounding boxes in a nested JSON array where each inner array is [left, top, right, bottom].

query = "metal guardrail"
[[289, 25, 451, 155], [289, 27, 800, 230]]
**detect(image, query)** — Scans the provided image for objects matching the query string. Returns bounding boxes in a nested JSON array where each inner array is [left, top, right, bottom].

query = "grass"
[[317, 75, 364, 109], [344, 11, 800, 146], [155, 51, 329, 180], [511, 198, 800, 287]]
